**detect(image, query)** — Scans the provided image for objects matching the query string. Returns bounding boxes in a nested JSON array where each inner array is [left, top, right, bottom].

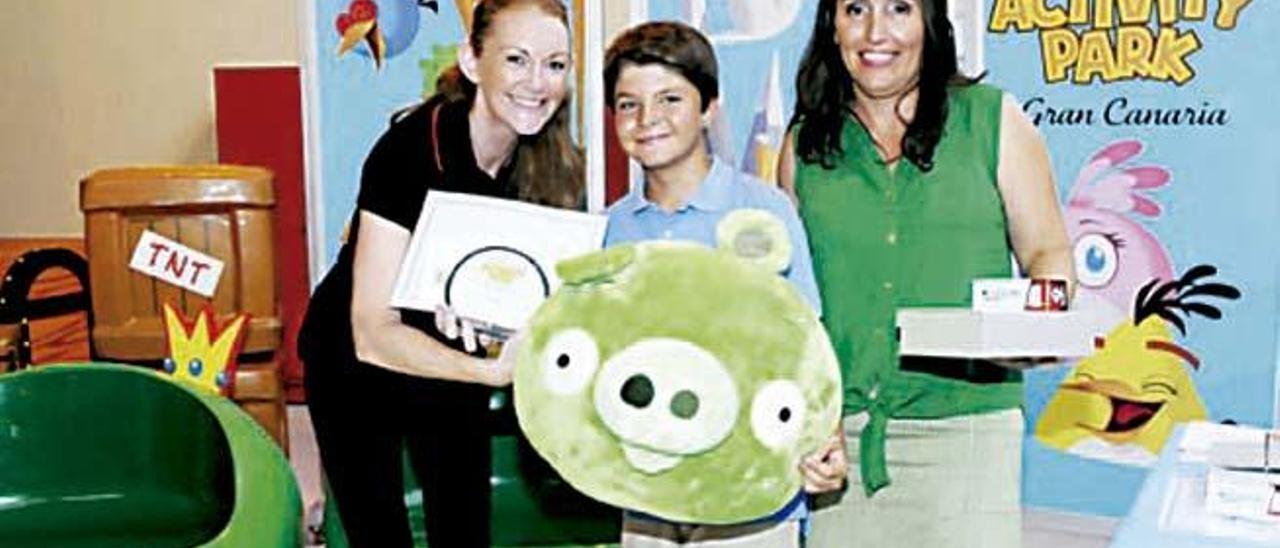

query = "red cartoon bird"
[[336, 0, 387, 68]]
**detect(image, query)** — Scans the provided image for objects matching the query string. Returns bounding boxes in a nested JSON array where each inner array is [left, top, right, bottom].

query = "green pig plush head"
[[513, 209, 841, 524]]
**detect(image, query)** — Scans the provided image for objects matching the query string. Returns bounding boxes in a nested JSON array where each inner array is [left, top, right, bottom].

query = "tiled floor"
[[1024, 509, 1116, 548], [285, 405, 1116, 547]]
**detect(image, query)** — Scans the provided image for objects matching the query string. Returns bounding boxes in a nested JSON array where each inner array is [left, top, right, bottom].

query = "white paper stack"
[[1179, 421, 1269, 464], [1204, 467, 1280, 524], [1205, 433, 1280, 470], [1201, 429, 1280, 524], [1159, 422, 1280, 541]]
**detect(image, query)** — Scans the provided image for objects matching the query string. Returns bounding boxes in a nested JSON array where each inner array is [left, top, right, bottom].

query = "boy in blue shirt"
[[603, 21, 845, 547]]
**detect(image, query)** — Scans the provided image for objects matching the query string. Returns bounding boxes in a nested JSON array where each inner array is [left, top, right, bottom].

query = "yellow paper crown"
[[161, 303, 249, 396]]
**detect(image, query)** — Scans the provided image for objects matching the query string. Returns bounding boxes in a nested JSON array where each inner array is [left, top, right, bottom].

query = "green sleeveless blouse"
[[793, 83, 1023, 495]]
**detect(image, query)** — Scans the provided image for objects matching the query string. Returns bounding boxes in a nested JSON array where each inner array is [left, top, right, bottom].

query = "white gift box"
[[895, 307, 1113, 360], [1204, 467, 1280, 524], [1202, 429, 1280, 523], [971, 278, 1032, 313]]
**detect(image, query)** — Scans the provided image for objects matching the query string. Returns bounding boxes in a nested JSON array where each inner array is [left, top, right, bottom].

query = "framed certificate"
[[390, 191, 607, 336]]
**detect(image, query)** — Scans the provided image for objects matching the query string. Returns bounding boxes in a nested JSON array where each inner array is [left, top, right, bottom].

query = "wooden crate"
[[80, 166, 282, 358], [80, 166, 287, 450]]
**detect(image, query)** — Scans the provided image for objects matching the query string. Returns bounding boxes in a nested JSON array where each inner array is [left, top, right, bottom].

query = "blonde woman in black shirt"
[[299, 1, 583, 546]]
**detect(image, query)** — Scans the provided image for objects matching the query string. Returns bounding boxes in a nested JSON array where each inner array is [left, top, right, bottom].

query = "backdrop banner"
[[984, 0, 1279, 516]]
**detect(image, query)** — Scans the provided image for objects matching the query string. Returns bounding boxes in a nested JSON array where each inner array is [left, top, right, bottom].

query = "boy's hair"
[[603, 21, 719, 112]]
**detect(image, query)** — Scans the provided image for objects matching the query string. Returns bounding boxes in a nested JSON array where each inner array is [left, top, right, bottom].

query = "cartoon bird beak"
[[336, 19, 387, 68], [1061, 379, 1165, 436], [337, 19, 373, 56]]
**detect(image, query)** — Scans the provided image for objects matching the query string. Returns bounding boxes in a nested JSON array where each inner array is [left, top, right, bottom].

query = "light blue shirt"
[[604, 158, 817, 527], [604, 158, 822, 313]]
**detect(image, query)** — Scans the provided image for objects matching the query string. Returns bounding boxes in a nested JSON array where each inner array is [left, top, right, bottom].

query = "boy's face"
[[612, 63, 715, 172]]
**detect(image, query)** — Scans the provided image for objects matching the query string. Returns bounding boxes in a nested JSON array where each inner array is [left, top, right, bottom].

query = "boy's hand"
[[491, 329, 525, 383], [800, 428, 847, 493]]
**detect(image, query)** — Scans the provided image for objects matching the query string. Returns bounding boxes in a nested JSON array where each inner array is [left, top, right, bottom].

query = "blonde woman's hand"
[[433, 304, 495, 353]]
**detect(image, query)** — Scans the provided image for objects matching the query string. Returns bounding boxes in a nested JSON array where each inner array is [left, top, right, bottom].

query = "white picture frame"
[[390, 191, 607, 336]]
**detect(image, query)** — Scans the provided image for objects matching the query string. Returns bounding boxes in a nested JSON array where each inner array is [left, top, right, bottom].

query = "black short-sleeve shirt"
[[298, 95, 518, 362], [356, 96, 518, 231]]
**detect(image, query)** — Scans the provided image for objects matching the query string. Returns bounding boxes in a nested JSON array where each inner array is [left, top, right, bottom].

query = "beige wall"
[[603, 0, 635, 44], [0, 0, 300, 236]]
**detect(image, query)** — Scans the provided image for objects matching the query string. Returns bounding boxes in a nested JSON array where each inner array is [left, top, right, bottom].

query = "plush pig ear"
[[556, 244, 636, 286], [716, 209, 791, 274]]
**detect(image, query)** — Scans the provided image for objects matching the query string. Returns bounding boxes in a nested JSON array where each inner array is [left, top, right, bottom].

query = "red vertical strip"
[[214, 65, 310, 402], [604, 107, 629, 207]]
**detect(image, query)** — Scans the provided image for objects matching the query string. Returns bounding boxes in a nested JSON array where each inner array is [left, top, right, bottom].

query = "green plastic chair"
[[0, 363, 301, 547]]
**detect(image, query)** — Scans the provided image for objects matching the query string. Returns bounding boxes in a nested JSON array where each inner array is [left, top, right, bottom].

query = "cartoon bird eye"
[[1074, 233, 1120, 288], [749, 381, 806, 450], [1142, 381, 1178, 396], [539, 328, 600, 395]]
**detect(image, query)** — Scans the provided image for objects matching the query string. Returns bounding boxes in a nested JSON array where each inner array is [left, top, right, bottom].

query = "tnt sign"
[[128, 230, 225, 297]]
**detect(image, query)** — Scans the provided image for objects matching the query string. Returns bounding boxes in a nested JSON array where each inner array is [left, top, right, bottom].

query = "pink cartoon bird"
[[1064, 140, 1175, 323]]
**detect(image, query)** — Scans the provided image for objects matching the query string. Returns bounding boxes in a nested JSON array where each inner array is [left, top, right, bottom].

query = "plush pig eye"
[[750, 381, 806, 450], [540, 328, 600, 395]]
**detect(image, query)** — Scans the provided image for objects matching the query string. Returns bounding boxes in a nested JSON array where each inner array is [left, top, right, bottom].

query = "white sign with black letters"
[[128, 230, 225, 297]]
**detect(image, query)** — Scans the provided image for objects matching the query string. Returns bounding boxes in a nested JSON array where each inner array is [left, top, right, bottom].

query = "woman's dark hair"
[[435, 0, 584, 209], [603, 21, 719, 112], [790, 0, 976, 171]]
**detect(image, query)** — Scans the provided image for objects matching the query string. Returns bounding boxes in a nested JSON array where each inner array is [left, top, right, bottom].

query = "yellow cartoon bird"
[[1036, 265, 1240, 466]]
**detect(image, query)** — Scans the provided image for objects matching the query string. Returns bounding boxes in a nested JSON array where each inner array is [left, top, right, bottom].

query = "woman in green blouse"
[[777, 1, 1074, 546]]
